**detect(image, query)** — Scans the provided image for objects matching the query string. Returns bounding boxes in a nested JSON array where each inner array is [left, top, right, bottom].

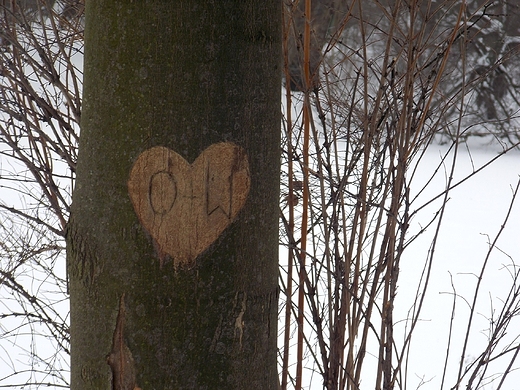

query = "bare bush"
[[0, 0, 82, 387], [280, 1, 520, 389]]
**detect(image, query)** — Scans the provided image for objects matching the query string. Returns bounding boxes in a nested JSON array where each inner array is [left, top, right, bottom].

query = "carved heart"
[[128, 143, 250, 267]]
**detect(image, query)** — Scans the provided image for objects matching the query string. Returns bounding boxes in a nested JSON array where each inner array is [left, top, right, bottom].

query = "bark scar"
[[107, 293, 141, 390], [234, 292, 247, 350]]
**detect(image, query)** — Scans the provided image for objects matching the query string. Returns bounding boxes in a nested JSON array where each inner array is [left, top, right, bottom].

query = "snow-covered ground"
[[397, 139, 520, 389]]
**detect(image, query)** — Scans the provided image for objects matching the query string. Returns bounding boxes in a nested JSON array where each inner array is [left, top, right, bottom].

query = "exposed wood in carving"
[[128, 142, 250, 267], [107, 294, 141, 390]]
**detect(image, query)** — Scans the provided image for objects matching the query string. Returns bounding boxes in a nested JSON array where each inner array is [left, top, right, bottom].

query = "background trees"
[[0, 0, 519, 389]]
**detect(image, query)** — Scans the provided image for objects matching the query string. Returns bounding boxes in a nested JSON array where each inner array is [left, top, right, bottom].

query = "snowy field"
[[282, 136, 520, 390], [396, 139, 520, 390]]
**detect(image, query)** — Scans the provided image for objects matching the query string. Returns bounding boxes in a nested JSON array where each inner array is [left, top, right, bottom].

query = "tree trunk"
[[67, 1, 281, 389]]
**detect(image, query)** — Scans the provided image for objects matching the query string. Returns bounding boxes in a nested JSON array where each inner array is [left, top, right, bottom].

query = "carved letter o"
[[149, 171, 177, 215]]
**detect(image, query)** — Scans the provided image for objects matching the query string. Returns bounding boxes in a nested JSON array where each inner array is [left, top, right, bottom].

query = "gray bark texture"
[[67, 1, 281, 389]]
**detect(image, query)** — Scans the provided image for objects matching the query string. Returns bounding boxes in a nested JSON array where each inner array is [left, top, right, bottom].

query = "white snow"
[[396, 140, 520, 390]]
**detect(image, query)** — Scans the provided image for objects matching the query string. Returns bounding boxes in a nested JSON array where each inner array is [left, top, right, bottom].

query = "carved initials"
[[128, 143, 250, 267]]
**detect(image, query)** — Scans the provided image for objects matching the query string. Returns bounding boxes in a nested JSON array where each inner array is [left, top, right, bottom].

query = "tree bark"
[[67, 1, 281, 389]]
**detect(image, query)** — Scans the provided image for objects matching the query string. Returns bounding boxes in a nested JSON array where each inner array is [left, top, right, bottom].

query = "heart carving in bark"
[[128, 143, 250, 267]]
